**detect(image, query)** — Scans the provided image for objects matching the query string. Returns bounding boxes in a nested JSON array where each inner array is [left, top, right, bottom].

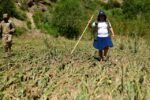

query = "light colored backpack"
[[93, 20, 111, 40]]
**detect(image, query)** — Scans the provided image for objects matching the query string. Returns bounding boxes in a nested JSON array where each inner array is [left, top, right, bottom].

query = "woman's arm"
[[107, 20, 115, 37], [110, 27, 115, 37]]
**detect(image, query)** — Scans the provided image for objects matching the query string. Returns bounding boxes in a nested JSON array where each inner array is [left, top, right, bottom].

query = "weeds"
[[0, 35, 150, 99]]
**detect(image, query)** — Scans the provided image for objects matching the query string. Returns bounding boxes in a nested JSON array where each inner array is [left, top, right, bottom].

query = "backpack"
[[9, 20, 15, 35], [93, 20, 111, 40]]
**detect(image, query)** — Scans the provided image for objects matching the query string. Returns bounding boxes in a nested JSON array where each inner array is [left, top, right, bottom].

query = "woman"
[[92, 10, 115, 62]]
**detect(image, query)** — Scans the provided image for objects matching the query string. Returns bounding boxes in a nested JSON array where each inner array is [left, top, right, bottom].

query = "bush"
[[52, 0, 84, 38], [110, 8, 123, 18], [19, 0, 29, 11], [0, 0, 26, 20], [81, 0, 100, 10], [26, 20, 32, 29], [14, 10, 27, 20], [33, 11, 59, 37], [100, 0, 121, 10], [120, 0, 150, 37], [122, 0, 150, 19], [122, 0, 137, 19], [33, 11, 43, 29], [15, 27, 27, 36]]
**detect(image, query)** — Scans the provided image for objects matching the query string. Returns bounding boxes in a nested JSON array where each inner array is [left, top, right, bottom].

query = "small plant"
[[26, 20, 32, 29], [15, 27, 27, 36]]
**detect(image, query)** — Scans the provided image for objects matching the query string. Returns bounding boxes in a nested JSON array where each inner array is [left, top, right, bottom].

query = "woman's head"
[[97, 10, 107, 22]]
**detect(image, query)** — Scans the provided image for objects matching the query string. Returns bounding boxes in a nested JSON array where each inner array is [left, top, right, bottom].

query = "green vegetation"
[[33, 11, 59, 37], [0, 0, 26, 20], [0, 35, 150, 99], [31, 0, 150, 39], [101, 0, 121, 10], [26, 20, 32, 30], [0, 0, 150, 99], [101, 0, 150, 40], [15, 27, 27, 36], [0, 0, 150, 39], [122, 0, 150, 19], [19, 0, 29, 11], [52, 0, 84, 38]]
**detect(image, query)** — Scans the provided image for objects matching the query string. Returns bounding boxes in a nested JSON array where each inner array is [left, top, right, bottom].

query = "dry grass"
[[0, 34, 150, 100]]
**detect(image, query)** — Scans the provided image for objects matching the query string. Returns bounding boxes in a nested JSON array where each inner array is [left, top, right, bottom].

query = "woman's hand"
[[112, 34, 115, 37], [110, 28, 115, 38]]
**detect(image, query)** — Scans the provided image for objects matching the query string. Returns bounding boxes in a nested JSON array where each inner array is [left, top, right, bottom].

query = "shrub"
[[120, 0, 150, 37], [33, 11, 43, 29], [13, 9, 27, 20], [26, 20, 32, 29], [33, 11, 59, 37], [0, 0, 26, 20], [122, 0, 150, 19], [15, 27, 27, 36], [19, 0, 29, 11], [52, 0, 84, 38], [122, 0, 138, 19], [100, 0, 121, 10], [81, 0, 100, 10]]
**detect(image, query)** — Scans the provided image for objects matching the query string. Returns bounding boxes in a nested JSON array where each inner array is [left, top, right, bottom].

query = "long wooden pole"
[[71, 15, 94, 54]]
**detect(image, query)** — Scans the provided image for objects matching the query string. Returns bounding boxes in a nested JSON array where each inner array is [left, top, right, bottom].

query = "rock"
[[27, 0, 34, 7]]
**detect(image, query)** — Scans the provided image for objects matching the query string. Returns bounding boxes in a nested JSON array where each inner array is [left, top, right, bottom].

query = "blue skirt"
[[93, 36, 113, 50]]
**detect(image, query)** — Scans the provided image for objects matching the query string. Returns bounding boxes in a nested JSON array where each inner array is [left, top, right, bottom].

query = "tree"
[[0, 0, 26, 20], [122, 0, 150, 19], [0, 0, 16, 20], [52, 0, 84, 38]]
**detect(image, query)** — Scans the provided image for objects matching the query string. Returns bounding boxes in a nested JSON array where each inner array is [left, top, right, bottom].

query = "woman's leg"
[[99, 50, 103, 61], [103, 47, 109, 61], [104, 47, 109, 57]]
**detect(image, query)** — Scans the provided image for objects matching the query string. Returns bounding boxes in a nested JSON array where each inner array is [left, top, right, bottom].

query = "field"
[[0, 34, 150, 100]]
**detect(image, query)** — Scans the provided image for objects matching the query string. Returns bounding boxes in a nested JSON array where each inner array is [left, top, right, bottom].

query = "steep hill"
[[0, 34, 150, 99], [1, 0, 150, 100]]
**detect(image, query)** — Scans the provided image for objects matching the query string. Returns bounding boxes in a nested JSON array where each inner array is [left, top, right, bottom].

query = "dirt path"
[[26, 12, 44, 37], [26, 12, 36, 29]]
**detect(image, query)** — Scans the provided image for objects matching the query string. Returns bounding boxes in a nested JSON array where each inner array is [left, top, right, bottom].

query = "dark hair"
[[97, 10, 107, 22]]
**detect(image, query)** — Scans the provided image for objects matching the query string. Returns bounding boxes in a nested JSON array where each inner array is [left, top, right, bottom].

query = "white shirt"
[[92, 21, 111, 37]]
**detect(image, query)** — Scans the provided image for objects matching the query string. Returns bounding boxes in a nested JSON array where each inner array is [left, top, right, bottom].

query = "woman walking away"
[[91, 10, 115, 62]]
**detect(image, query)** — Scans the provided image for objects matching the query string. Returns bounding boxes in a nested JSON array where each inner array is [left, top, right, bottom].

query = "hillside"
[[0, 0, 150, 100], [0, 34, 150, 99]]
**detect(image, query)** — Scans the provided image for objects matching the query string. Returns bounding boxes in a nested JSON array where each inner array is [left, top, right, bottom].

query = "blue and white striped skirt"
[[93, 36, 113, 50]]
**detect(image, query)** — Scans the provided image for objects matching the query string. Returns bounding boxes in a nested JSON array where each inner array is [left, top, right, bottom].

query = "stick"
[[71, 15, 94, 54]]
